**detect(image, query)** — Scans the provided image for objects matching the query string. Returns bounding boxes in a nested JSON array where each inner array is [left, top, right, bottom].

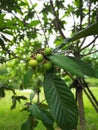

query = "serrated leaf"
[[44, 71, 78, 130], [49, 54, 84, 77], [41, 109, 54, 130], [69, 56, 95, 77], [29, 104, 54, 126], [71, 22, 98, 42]]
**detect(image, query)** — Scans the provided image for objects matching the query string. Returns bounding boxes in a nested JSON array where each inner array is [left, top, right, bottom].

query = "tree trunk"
[[77, 89, 85, 130]]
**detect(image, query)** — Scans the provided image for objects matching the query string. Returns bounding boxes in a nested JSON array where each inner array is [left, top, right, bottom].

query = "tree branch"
[[80, 36, 98, 51], [88, 0, 92, 24], [80, 49, 98, 57], [79, 37, 86, 48], [79, 0, 83, 30], [35, 12, 49, 47], [49, 0, 66, 39], [29, 0, 49, 47]]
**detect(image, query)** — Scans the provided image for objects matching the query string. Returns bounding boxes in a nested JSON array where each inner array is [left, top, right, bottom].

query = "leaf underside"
[[44, 71, 78, 130]]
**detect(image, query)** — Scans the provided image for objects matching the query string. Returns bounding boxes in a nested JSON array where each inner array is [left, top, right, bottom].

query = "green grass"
[[0, 88, 98, 130], [83, 87, 98, 130], [0, 90, 29, 130]]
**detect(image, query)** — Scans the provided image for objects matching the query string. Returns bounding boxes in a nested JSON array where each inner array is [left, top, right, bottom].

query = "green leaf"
[[2, 30, 13, 35], [29, 104, 54, 126], [0, 38, 5, 50], [23, 68, 33, 88], [29, 104, 42, 120], [21, 116, 38, 130], [69, 56, 95, 77], [0, 88, 5, 98], [44, 71, 78, 130], [41, 109, 54, 130], [30, 92, 35, 103], [21, 118, 31, 130], [71, 22, 98, 42], [49, 54, 84, 77], [28, 20, 40, 27], [43, 123, 54, 130], [0, 14, 5, 27]]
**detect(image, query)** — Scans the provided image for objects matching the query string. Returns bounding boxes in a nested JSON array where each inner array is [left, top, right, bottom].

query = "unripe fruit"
[[44, 47, 52, 56], [29, 59, 38, 67], [44, 61, 52, 70], [35, 54, 44, 62]]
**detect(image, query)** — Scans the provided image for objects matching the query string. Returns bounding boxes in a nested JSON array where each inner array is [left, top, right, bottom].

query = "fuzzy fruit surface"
[[44, 47, 52, 56], [29, 59, 38, 67], [36, 54, 43, 62], [44, 61, 52, 70]]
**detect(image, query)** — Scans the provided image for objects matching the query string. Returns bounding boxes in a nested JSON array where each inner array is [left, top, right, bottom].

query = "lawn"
[[0, 88, 98, 130], [82, 87, 98, 130]]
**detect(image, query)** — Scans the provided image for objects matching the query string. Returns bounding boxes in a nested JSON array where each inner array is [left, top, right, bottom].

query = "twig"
[[89, 37, 96, 52], [29, 0, 49, 47], [35, 13, 49, 47], [72, 13, 77, 33], [76, 0, 83, 47], [80, 36, 98, 51], [79, 37, 86, 48], [80, 49, 98, 57], [79, 0, 83, 30], [88, 0, 92, 24], [83, 3, 98, 18], [49, 0, 66, 39]]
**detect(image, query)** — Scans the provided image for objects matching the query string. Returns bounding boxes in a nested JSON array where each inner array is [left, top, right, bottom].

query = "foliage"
[[0, 88, 98, 130], [44, 71, 78, 130], [0, 0, 98, 130]]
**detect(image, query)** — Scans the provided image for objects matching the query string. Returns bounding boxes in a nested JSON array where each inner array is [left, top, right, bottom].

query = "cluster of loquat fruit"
[[29, 47, 53, 71]]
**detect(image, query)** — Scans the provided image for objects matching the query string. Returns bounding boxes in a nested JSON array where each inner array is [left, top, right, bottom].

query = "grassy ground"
[[0, 90, 29, 130], [0, 88, 98, 130], [82, 87, 98, 130]]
